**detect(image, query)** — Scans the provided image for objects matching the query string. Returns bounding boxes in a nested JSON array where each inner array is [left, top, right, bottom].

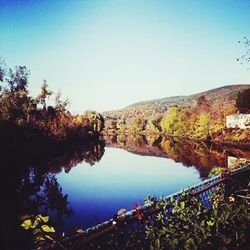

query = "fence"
[[62, 164, 250, 248]]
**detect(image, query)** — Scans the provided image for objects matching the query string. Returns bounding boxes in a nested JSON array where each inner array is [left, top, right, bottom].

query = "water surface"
[[56, 147, 201, 231], [16, 136, 250, 233]]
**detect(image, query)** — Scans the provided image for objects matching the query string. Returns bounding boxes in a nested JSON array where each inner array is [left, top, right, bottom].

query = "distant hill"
[[103, 85, 250, 119]]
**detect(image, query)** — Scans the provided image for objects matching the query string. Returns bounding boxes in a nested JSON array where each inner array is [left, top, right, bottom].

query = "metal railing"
[[63, 164, 250, 248]]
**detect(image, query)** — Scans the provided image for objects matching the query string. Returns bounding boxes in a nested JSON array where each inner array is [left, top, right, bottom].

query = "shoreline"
[[102, 129, 250, 149]]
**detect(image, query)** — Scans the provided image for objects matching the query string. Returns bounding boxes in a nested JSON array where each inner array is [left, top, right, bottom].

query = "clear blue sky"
[[0, 0, 249, 113]]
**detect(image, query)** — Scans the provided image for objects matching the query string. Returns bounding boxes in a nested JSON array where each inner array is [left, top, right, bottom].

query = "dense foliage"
[[144, 189, 249, 250], [236, 88, 250, 113], [104, 86, 250, 144], [0, 59, 104, 144]]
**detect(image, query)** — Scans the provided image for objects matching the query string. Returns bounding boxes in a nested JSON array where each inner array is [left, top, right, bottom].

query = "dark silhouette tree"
[[0, 58, 6, 83], [196, 95, 211, 112], [236, 88, 250, 113], [6, 66, 30, 92], [55, 91, 69, 112], [36, 80, 53, 109], [84, 111, 105, 132]]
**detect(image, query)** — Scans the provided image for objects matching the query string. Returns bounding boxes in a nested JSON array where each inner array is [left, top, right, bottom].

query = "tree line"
[[104, 89, 250, 143], [0, 59, 104, 142]]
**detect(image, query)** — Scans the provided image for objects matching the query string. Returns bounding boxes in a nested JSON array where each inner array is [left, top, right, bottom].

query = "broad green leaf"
[[207, 220, 215, 227], [31, 219, 39, 229], [41, 225, 55, 233], [38, 215, 49, 223], [21, 219, 32, 230], [173, 238, 179, 245], [36, 236, 45, 241], [180, 201, 185, 209], [155, 239, 160, 249]]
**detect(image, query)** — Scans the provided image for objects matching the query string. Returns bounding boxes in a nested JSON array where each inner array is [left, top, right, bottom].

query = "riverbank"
[[103, 128, 250, 149], [0, 120, 102, 163]]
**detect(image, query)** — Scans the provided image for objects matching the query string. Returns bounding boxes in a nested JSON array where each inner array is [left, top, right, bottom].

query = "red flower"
[[133, 202, 143, 221], [133, 202, 141, 211]]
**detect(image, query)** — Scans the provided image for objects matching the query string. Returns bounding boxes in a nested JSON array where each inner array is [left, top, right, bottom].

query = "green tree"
[[161, 107, 188, 136], [117, 117, 126, 133], [161, 107, 179, 134], [85, 111, 104, 132], [128, 116, 145, 133], [147, 114, 162, 133], [194, 113, 211, 139]]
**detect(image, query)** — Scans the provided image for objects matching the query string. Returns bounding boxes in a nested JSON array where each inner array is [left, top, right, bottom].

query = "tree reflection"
[[0, 139, 105, 249], [17, 140, 105, 222], [104, 134, 250, 178], [17, 169, 72, 223], [37, 139, 105, 173]]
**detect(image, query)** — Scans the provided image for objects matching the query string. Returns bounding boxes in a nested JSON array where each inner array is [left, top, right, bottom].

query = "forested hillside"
[[103, 85, 250, 145]]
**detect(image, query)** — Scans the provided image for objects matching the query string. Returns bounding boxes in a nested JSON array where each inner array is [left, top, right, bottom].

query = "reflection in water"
[[37, 140, 105, 173], [104, 134, 250, 178], [52, 135, 249, 232], [17, 140, 106, 220], [0, 140, 105, 249], [5, 135, 250, 247], [17, 169, 72, 224]]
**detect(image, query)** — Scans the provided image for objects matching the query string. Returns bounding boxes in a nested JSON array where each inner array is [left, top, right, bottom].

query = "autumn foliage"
[[0, 60, 104, 145], [104, 86, 250, 144]]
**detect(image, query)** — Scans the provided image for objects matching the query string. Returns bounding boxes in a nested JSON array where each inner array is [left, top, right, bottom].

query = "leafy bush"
[[208, 167, 226, 177], [20, 214, 56, 249], [82, 180, 250, 250], [145, 190, 249, 250], [0, 60, 104, 142]]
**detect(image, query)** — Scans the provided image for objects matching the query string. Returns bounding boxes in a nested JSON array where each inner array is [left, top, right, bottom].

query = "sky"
[[0, 0, 250, 113]]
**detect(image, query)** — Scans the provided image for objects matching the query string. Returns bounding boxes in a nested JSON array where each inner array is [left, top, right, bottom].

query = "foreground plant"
[[20, 214, 66, 249], [20, 172, 250, 249], [84, 180, 250, 250], [145, 189, 249, 250]]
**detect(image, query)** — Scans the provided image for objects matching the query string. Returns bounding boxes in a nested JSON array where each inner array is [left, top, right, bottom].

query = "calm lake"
[[55, 147, 200, 232], [16, 135, 250, 234]]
